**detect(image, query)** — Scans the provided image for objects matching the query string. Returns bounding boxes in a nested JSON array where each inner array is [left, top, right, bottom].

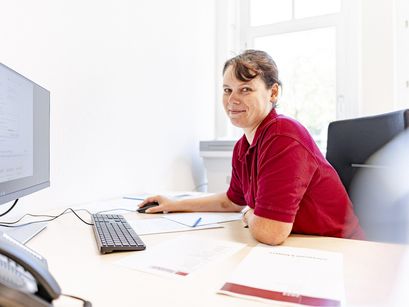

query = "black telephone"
[[0, 231, 61, 307]]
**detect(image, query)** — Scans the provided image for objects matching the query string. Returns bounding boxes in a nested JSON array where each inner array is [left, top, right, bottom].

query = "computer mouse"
[[137, 201, 160, 213]]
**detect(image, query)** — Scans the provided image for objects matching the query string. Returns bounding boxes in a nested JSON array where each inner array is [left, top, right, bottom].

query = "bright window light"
[[250, 0, 292, 26], [254, 27, 337, 150], [294, 0, 341, 19]]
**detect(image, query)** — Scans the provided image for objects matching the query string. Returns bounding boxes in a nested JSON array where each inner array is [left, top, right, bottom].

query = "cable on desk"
[[0, 208, 94, 227], [0, 199, 19, 217], [0, 206, 138, 229], [61, 293, 92, 307], [0, 211, 74, 224]]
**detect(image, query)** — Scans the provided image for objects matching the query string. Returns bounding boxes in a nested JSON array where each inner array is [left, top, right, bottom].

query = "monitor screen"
[[0, 63, 50, 207]]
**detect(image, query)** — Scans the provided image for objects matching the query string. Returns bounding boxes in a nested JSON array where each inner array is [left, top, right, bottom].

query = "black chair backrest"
[[326, 109, 409, 193]]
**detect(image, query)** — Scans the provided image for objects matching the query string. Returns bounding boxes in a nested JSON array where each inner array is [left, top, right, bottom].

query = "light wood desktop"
[[26, 204, 408, 307]]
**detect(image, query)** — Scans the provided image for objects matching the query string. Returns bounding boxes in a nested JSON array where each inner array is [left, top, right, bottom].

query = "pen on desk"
[[192, 217, 202, 227]]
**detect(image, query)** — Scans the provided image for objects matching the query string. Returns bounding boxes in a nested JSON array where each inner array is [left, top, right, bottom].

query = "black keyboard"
[[91, 214, 146, 254]]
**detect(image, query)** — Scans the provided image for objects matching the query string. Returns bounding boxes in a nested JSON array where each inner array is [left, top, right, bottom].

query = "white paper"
[[123, 191, 207, 201], [116, 235, 245, 278], [219, 245, 345, 306], [162, 212, 241, 227], [128, 218, 223, 235], [85, 198, 138, 214]]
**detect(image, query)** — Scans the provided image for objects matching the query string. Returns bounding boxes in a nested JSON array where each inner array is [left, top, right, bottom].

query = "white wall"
[[0, 0, 215, 217], [394, 0, 409, 109], [360, 0, 394, 115], [360, 0, 409, 115]]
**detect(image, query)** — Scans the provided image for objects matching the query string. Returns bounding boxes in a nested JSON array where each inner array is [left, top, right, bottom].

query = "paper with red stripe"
[[218, 245, 344, 306]]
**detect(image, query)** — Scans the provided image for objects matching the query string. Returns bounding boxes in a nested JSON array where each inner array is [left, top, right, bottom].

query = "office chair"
[[326, 109, 409, 193], [326, 109, 409, 243]]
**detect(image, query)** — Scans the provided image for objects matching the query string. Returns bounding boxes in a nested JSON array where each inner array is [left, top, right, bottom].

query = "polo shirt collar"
[[237, 109, 278, 161]]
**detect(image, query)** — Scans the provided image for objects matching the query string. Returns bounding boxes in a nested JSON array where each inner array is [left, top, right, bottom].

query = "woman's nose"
[[227, 91, 240, 104]]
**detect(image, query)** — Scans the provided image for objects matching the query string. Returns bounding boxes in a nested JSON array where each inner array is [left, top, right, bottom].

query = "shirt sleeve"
[[254, 135, 318, 223], [226, 147, 247, 206]]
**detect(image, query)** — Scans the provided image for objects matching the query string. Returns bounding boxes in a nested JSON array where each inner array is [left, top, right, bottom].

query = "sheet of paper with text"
[[219, 245, 345, 306]]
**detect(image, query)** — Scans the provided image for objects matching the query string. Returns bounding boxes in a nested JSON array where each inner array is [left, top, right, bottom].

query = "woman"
[[140, 50, 364, 245]]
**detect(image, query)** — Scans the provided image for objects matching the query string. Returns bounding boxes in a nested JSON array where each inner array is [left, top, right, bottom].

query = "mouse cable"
[[61, 293, 92, 307], [0, 199, 19, 217], [0, 208, 94, 228]]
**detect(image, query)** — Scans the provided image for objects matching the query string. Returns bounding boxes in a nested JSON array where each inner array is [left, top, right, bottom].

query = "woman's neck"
[[244, 125, 259, 145], [244, 109, 272, 144]]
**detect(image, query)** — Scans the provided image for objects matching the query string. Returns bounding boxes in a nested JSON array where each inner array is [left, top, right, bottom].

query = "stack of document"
[[129, 212, 241, 236], [124, 193, 242, 235], [162, 212, 241, 227], [218, 245, 345, 306], [128, 218, 222, 235]]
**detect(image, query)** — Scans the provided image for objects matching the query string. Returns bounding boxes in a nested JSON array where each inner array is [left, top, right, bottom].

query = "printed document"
[[218, 245, 345, 306], [162, 212, 241, 227], [128, 218, 222, 235], [116, 235, 245, 278]]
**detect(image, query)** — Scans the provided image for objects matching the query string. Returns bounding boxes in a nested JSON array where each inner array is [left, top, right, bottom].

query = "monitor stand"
[[0, 222, 47, 244]]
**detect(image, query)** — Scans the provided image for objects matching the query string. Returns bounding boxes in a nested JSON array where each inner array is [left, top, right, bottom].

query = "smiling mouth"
[[229, 110, 245, 114]]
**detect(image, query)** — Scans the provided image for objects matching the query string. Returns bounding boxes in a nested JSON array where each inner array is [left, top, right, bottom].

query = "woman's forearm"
[[141, 192, 243, 213], [176, 192, 243, 212]]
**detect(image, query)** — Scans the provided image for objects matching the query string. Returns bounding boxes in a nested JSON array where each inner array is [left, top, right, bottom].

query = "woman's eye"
[[223, 88, 232, 94], [242, 87, 251, 92]]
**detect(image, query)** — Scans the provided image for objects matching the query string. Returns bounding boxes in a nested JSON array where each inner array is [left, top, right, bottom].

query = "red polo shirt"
[[227, 109, 364, 239]]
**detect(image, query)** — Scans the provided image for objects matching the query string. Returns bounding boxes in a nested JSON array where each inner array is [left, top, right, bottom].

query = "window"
[[254, 27, 336, 149], [215, 0, 360, 152]]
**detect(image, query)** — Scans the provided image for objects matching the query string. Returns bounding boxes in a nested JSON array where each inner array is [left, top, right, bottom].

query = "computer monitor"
[[0, 63, 50, 242]]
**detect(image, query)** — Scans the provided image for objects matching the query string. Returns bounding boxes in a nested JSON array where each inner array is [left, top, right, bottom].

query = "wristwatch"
[[241, 206, 251, 217]]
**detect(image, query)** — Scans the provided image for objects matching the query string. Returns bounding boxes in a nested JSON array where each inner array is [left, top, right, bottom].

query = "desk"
[[26, 201, 408, 307]]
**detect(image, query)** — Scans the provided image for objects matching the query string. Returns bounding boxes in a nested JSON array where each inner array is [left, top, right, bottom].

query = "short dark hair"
[[223, 50, 282, 89]]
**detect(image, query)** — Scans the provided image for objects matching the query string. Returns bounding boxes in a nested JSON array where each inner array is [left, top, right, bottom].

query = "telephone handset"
[[0, 231, 61, 307]]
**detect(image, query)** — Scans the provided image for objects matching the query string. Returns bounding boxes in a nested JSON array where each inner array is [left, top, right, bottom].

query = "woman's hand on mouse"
[[139, 195, 179, 213]]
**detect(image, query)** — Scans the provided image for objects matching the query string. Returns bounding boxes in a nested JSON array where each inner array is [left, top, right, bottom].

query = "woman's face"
[[222, 65, 278, 132]]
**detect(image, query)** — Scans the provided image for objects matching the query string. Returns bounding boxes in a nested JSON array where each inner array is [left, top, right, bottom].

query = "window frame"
[[214, 0, 361, 140]]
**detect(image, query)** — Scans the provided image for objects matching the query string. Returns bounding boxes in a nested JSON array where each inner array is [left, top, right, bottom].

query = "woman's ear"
[[270, 83, 279, 103]]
